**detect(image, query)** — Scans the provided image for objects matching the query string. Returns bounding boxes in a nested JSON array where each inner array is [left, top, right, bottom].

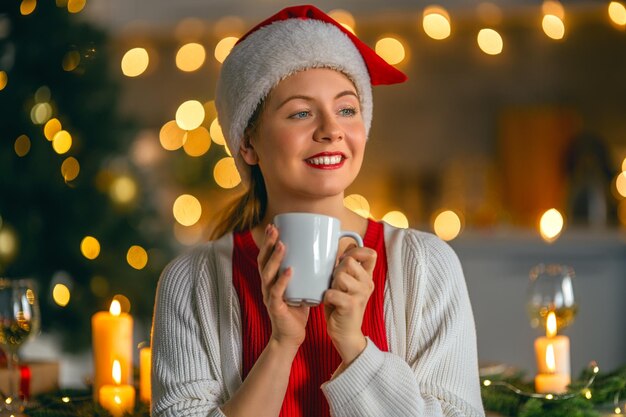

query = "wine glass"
[[0, 278, 41, 415], [526, 264, 577, 332]]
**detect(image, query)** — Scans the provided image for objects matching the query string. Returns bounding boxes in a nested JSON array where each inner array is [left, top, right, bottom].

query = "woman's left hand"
[[323, 245, 377, 366]]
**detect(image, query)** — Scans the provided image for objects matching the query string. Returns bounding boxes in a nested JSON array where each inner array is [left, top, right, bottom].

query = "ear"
[[239, 136, 259, 165]]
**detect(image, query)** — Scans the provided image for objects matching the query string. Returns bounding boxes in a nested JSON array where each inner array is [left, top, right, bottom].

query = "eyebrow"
[[276, 90, 359, 109]]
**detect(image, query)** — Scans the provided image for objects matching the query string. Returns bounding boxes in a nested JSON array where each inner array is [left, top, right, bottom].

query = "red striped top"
[[231, 219, 389, 417]]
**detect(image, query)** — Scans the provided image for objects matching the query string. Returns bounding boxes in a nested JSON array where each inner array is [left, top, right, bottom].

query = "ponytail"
[[210, 100, 267, 239]]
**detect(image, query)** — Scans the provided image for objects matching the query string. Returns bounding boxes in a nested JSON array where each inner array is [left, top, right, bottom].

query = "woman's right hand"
[[258, 224, 310, 349]]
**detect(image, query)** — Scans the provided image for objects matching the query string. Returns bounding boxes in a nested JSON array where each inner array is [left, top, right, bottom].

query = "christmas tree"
[[0, 1, 172, 351]]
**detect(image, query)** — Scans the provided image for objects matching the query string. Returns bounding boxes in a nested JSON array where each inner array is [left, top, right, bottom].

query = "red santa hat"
[[215, 4, 408, 182]]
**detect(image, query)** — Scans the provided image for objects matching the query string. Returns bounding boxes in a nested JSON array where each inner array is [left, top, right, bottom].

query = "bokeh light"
[[173, 194, 202, 226], [477, 28, 503, 55], [0, 71, 7, 90], [609, 2, 626, 26], [375, 37, 406, 65], [14, 135, 31, 157], [214, 16, 246, 38], [176, 43, 206, 72], [214, 37, 238, 63], [67, 0, 86, 13], [44, 118, 62, 141], [0, 226, 18, 261], [109, 175, 138, 205], [477, 2, 503, 25], [159, 120, 186, 151], [213, 157, 241, 189], [423, 6, 451, 40], [31, 102, 53, 125], [344, 194, 370, 218], [539, 208, 564, 242], [433, 210, 462, 241], [382, 211, 409, 228], [62, 50, 81, 71], [127, 246, 148, 270], [622, 156, 626, 172], [542, 0, 565, 19], [329, 9, 356, 34], [176, 100, 205, 131], [61, 156, 80, 181], [80, 236, 101, 260], [618, 200, 626, 227], [183, 126, 211, 157], [542, 15, 565, 40], [90, 275, 109, 297], [20, 0, 37, 15], [209, 118, 226, 145], [121, 48, 149, 77], [52, 130, 72, 154], [53, 284, 71, 307], [112, 294, 131, 313], [616, 172, 626, 198]]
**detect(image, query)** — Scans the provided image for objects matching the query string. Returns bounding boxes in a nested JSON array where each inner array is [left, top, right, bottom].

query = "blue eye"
[[339, 107, 357, 117], [290, 111, 310, 119]]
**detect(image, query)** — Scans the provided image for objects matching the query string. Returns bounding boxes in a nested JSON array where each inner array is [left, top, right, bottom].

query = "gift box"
[[0, 360, 60, 398]]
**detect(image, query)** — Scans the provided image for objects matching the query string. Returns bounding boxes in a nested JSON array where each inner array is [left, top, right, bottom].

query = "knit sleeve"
[[321, 231, 484, 417], [151, 249, 227, 417]]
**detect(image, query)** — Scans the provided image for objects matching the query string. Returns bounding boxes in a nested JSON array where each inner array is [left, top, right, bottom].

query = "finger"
[[340, 247, 377, 275], [257, 224, 279, 269], [330, 269, 360, 293], [261, 240, 285, 286], [337, 255, 374, 285], [323, 288, 355, 313], [269, 266, 292, 304]]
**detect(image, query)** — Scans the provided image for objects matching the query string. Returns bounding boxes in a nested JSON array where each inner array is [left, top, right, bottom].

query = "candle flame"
[[109, 299, 121, 316], [546, 311, 557, 337], [112, 359, 122, 384], [114, 394, 122, 405], [546, 344, 556, 372]]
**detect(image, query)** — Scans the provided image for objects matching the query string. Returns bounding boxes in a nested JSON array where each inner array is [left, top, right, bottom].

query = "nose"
[[313, 111, 344, 143]]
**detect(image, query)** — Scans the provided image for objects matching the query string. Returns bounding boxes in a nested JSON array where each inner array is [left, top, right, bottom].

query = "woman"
[[151, 5, 485, 417]]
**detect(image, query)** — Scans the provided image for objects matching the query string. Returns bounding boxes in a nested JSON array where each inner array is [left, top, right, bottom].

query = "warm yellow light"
[[382, 211, 409, 229], [214, 16, 245, 38], [477, 28, 503, 55], [183, 126, 211, 157], [433, 210, 462, 241], [539, 208, 564, 242], [176, 100, 205, 131], [542, 15, 565, 40], [542, 0, 565, 19], [67, 0, 86, 13], [209, 118, 226, 145], [343, 194, 370, 218], [121, 48, 149, 77], [109, 175, 137, 205], [52, 284, 71, 307], [213, 157, 241, 189], [214, 37, 238, 63], [35, 86, 50, 103], [545, 344, 556, 372], [112, 359, 122, 384], [0, 71, 7, 90], [546, 311, 557, 337], [52, 130, 72, 154], [609, 2, 626, 26], [203, 101, 218, 125], [616, 172, 626, 198], [90, 276, 109, 297], [14, 135, 31, 157], [583, 389, 592, 399], [159, 120, 186, 151], [176, 43, 206, 72], [61, 157, 80, 181], [483, 379, 492, 386], [173, 194, 202, 226], [545, 394, 554, 400], [375, 37, 406, 65], [618, 200, 626, 227], [0, 227, 18, 260], [20, 0, 37, 15], [622, 157, 626, 172], [615, 407, 622, 414], [112, 294, 131, 313], [80, 236, 100, 260], [127, 245, 148, 270], [109, 300, 121, 316], [62, 50, 81, 71], [44, 118, 62, 141], [31, 102, 52, 125], [329, 9, 356, 33], [61, 397, 70, 403], [423, 6, 451, 40]]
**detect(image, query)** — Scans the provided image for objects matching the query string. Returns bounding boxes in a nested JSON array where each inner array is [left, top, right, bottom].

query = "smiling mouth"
[[305, 155, 343, 165]]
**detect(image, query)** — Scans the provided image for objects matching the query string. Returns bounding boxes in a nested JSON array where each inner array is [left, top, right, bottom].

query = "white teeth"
[[307, 155, 342, 165]]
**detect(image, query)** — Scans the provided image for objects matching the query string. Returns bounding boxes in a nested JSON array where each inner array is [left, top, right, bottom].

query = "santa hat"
[[215, 4, 408, 183]]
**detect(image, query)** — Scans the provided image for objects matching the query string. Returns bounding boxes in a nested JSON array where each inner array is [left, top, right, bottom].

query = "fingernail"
[[265, 224, 272, 235]]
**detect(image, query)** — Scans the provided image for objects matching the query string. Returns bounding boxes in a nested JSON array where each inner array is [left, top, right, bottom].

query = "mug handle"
[[339, 231, 364, 247]]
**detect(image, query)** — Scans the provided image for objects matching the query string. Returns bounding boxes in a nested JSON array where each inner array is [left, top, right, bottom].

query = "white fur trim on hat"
[[215, 18, 373, 183]]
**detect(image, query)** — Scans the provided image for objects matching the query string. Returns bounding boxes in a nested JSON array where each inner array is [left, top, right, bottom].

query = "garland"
[[18, 364, 626, 417]]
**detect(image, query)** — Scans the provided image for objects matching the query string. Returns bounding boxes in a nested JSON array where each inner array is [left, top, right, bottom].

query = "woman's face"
[[242, 68, 366, 206]]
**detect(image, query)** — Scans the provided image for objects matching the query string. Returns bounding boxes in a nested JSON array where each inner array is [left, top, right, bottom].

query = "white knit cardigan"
[[151, 223, 486, 417]]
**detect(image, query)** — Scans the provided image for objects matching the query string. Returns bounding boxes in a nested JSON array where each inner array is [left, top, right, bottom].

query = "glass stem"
[[6, 350, 20, 409]]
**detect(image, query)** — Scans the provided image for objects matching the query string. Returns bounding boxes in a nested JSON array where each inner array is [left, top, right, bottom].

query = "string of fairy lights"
[[3, 0, 626, 309]]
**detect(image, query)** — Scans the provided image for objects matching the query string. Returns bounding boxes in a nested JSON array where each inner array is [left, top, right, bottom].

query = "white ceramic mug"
[[273, 212, 364, 306]]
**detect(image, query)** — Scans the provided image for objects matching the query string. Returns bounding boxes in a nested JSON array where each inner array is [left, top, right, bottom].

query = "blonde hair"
[[211, 101, 267, 239]]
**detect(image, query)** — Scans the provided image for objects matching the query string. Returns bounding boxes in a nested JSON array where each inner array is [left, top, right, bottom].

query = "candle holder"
[[526, 264, 577, 331]]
